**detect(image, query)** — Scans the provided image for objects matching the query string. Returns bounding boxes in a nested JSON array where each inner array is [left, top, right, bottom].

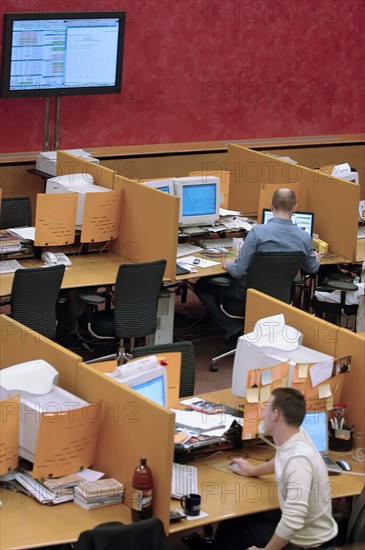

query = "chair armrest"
[[0, 296, 11, 307], [206, 275, 232, 287], [78, 293, 106, 306], [327, 281, 358, 292]]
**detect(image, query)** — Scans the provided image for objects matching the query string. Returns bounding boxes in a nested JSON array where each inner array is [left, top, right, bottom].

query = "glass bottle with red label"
[[131, 457, 153, 521]]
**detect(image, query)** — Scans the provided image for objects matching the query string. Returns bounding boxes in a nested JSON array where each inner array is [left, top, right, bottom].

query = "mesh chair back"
[[247, 252, 305, 304], [133, 341, 196, 397], [113, 260, 167, 339], [10, 264, 65, 340], [0, 197, 32, 229]]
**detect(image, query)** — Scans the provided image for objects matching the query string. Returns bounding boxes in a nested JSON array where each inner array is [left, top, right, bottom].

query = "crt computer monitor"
[[262, 208, 314, 236], [173, 176, 220, 227], [46, 173, 110, 228], [142, 179, 175, 194], [110, 365, 168, 408], [0, 11, 125, 98]]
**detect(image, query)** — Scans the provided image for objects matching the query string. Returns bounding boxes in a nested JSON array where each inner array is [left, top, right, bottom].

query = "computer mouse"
[[193, 258, 200, 265], [336, 460, 352, 471], [228, 462, 240, 472]]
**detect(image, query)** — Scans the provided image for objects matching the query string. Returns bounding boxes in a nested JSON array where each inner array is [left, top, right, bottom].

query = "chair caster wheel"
[[209, 363, 218, 372]]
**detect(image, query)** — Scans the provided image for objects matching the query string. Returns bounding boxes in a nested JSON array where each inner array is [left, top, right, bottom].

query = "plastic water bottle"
[[131, 457, 153, 521]]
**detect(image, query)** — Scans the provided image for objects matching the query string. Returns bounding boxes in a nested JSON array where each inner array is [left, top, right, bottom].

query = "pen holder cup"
[[328, 425, 353, 452]]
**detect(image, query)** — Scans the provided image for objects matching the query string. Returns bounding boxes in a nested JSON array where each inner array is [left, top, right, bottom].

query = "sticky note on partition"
[[298, 364, 308, 379], [246, 387, 260, 403], [261, 369, 272, 386], [318, 382, 332, 399], [260, 385, 271, 402]]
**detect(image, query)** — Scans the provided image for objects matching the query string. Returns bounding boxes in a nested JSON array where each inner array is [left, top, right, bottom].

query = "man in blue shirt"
[[194, 188, 320, 340]]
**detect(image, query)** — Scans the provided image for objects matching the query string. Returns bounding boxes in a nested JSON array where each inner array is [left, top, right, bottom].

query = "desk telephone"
[[41, 251, 72, 267]]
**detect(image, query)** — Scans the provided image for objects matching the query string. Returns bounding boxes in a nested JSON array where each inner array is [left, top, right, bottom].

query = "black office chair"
[[0, 196, 32, 229], [208, 252, 305, 371], [132, 341, 196, 398], [311, 280, 359, 330], [78, 259, 167, 364], [0, 264, 65, 340], [73, 519, 169, 550]]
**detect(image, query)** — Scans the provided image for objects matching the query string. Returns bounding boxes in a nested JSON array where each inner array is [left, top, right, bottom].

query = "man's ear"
[[272, 407, 280, 422]]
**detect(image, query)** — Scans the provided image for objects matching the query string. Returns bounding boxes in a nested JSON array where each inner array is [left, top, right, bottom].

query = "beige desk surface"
[[0, 252, 227, 298], [1, 387, 364, 549], [1, 239, 363, 299], [169, 387, 365, 534]]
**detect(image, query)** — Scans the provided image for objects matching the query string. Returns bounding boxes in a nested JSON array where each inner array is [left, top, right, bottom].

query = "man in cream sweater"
[[214, 388, 338, 550]]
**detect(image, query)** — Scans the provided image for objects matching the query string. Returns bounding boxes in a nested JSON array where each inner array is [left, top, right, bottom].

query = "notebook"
[[302, 411, 342, 474]]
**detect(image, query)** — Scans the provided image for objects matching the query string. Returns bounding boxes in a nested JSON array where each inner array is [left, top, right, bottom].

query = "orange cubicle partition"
[[56, 151, 116, 189], [227, 145, 360, 261], [244, 290, 365, 438], [0, 314, 175, 533], [113, 175, 179, 281], [76, 362, 175, 532]]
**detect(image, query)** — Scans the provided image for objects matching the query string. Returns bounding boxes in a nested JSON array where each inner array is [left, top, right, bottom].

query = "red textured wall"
[[0, 0, 364, 154]]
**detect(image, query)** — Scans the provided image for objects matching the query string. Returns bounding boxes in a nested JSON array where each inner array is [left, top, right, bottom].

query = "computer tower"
[[146, 290, 175, 345]]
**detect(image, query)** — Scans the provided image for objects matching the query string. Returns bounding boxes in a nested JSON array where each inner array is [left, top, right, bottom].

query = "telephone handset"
[[41, 251, 72, 267]]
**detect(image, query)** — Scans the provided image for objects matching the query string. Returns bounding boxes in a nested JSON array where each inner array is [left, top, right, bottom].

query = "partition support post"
[[43, 97, 51, 152], [54, 96, 61, 151]]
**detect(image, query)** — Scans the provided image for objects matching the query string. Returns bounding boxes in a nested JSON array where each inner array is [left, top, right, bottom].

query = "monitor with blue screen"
[[142, 179, 174, 195], [262, 208, 314, 236], [301, 411, 327, 452], [109, 364, 168, 407], [173, 176, 220, 227]]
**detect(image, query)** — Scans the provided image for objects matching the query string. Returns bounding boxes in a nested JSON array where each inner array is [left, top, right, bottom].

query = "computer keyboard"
[[171, 462, 198, 499], [176, 263, 191, 275], [198, 237, 234, 249], [176, 243, 203, 258], [0, 259, 23, 274]]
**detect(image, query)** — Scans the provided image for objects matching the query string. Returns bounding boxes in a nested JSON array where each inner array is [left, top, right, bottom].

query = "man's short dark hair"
[[271, 388, 306, 427], [272, 188, 296, 213]]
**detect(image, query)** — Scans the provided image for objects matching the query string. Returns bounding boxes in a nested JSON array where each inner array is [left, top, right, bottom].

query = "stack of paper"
[[0, 232, 21, 253], [74, 478, 124, 510]]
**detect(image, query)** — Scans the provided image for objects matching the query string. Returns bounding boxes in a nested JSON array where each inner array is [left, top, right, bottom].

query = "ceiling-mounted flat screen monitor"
[[0, 11, 126, 98]]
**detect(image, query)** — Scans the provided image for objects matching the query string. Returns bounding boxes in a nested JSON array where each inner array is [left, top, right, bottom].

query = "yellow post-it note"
[[298, 364, 308, 379], [260, 385, 271, 402], [318, 382, 332, 399], [246, 387, 260, 403]]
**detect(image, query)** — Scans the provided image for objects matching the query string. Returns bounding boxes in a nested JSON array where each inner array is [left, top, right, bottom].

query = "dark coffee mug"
[[180, 493, 201, 516]]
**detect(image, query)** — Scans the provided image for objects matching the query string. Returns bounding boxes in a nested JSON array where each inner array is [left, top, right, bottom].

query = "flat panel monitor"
[[0, 11, 125, 98], [262, 208, 314, 236], [111, 365, 168, 408], [301, 411, 328, 453], [173, 176, 220, 227], [142, 179, 174, 194]]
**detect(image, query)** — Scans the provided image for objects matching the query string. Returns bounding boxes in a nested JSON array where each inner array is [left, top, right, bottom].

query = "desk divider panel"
[[75, 362, 175, 532], [56, 151, 116, 189], [333, 328, 365, 437], [113, 175, 179, 281], [244, 291, 364, 434], [34, 192, 78, 246], [0, 315, 80, 393], [227, 145, 359, 260]]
